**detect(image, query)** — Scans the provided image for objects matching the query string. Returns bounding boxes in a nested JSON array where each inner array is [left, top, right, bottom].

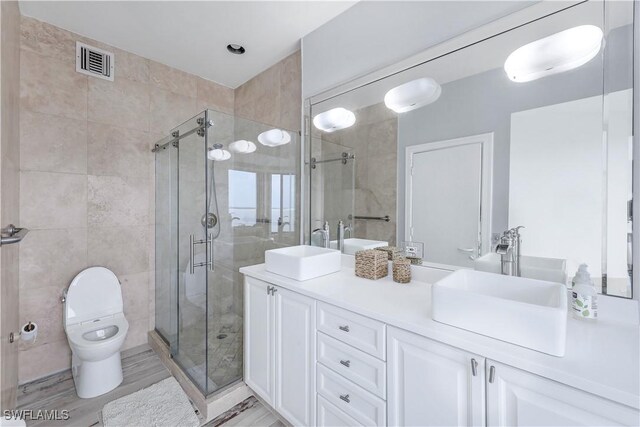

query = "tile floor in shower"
[[179, 308, 243, 393]]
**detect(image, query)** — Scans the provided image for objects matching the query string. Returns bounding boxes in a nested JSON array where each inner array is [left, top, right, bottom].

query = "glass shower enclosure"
[[154, 109, 300, 396]]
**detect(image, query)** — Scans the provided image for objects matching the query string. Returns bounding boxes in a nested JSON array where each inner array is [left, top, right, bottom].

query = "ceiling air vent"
[[76, 41, 114, 81]]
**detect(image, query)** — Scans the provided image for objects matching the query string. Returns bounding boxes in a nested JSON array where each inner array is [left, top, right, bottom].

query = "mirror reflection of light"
[[312, 107, 356, 133], [258, 129, 291, 146], [384, 77, 442, 113], [208, 147, 231, 161], [504, 25, 603, 83], [229, 140, 257, 154]]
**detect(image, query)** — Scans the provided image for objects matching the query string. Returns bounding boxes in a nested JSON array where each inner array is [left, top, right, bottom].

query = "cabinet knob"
[[339, 359, 351, 368], [339, 394, 350, 403], [338, 325, 350, 332]]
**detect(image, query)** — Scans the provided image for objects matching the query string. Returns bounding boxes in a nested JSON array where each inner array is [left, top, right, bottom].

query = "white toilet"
[[63, 267, 129, 398]]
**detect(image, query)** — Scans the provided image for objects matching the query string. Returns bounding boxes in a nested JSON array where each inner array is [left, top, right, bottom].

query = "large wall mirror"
[[306, 1, 635, 298]]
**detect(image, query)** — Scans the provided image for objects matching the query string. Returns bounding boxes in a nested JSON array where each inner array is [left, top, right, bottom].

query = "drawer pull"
[[489, 365, 496, 383], [471, 358, 478, 377], [338, 325, 350, 332], [339, 394, 350, 403], [339, 359, 351, 368]]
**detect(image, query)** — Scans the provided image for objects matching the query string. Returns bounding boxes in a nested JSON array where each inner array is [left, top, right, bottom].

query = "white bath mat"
[[102, 377, 200, 427]]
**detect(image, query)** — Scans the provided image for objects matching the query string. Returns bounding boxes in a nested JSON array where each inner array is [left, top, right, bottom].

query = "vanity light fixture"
[[229, 140, 257, 154], [383, 77, 442, 113], [504, 25, 603, 83], [312, 107, 356, 133], [257, 129, 291, 147], [208, 144, 231, 161]]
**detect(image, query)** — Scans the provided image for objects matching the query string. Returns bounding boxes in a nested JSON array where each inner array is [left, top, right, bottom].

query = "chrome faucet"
[[495, 226, 524, 276], [337, 220, 345, 252], [312, 221, 330, 248]]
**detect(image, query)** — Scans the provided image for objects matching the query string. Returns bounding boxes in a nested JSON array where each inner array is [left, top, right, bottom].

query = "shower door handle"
[[208, 233, 214, 272], [189, 234, 195, 275]]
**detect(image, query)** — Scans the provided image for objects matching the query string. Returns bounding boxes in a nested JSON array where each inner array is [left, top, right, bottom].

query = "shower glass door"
[[175, 113, 210, 392]]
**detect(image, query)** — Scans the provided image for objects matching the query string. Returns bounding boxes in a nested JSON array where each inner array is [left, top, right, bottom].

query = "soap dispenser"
[[571, 264, 598, 321]]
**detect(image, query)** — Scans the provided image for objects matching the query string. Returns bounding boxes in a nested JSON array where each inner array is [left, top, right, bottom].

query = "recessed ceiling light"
[[227, 44, 246, 55], [504, 25, 603, 83]]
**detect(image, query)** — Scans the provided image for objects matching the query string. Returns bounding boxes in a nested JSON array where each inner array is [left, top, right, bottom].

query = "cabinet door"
[[317, 395, 363, 427], [486, 360, 639, 426], [388, 327, 485, 426], [244, 277, 275, 405], [274, 286, 316, 426]]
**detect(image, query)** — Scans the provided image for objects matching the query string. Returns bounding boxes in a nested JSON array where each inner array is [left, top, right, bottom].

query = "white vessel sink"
[[329, 238, 388, 255], [265, 245, 341, 281], [474, 253, 567, 284], [432, 269, 567, 356]]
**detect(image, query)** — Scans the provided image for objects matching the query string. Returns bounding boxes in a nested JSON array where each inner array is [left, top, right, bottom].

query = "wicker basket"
[[374, 246, 402, 261], [392, 258, 412, 283], [355, 249, 388, 280]]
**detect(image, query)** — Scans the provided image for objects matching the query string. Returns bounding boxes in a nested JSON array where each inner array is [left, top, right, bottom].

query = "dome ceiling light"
[[504, 25, 603, 83], [208, 144, 231, 161], [312, 107, 356, 133], [258, 129, 291, 147], [229, 140, 257, 154], [384, 77, 442, 113]]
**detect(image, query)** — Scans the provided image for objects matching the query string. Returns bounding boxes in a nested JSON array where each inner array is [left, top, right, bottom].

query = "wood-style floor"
[[16, 344, 281, 427]]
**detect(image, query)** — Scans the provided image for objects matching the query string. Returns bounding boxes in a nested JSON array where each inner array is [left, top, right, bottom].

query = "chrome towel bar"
[[349, 215, 390, 222]]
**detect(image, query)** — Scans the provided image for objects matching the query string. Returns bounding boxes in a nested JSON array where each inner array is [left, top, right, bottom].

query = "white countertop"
[[240, 259, 640, 409]]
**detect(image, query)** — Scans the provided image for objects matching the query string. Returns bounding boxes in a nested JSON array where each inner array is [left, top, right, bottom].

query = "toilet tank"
[[65, 267, 124, 327]]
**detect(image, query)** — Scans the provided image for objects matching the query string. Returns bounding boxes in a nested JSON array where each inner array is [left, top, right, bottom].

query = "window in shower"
[[229, 169, 257, 227]]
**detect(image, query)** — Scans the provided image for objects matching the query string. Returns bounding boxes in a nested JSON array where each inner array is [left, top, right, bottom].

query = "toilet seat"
[[66, 313, 129, 351]]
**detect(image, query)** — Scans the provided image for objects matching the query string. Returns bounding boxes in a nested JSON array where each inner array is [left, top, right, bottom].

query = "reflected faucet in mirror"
[[496, 226, 524, 276], [312, 221, 330, 248]]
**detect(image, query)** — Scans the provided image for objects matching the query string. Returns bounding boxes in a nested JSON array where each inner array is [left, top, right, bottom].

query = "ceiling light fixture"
[[384, 77, 442, 113], [208, 144, 231, 161], [227, 44, 246, 55], [312, 107, 356, 133], [229, 140, 257, 154], [258, 129, 291, 147], [504, 25, 603, 83]]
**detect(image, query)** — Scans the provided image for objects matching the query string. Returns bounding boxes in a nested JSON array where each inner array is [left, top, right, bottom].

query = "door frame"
[[405, 132, 493, 270]]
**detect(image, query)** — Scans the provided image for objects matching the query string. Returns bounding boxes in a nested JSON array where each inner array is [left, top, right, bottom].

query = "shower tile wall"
[[17, 16, 234, 383], [318, 103, 398, 245]]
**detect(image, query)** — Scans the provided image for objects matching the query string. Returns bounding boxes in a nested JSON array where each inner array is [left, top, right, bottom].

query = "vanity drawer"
[[317, 302, 386, 360], [317, 395, 363, 427], [317, 364, 387, 427], [317, 332, 386, 399]]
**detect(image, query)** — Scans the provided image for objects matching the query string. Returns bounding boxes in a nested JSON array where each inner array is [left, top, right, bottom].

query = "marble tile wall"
[[17, 16, 234, 383], [235, 51, 301, 132], [1, 1, 22, 410], [317, 103, 398, 245]]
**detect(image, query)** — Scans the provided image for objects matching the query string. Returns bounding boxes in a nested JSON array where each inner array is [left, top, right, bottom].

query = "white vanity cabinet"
[[244, 277, 316, 426], [486, 361, 640, 427], [387, 326, 486, 426]]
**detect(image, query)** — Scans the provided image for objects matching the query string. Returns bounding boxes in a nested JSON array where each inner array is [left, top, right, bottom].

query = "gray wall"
[[301, 1, 537, 98], [397, 24, 633, 241]]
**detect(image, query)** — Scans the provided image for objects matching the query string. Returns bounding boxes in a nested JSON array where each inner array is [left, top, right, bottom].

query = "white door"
[[244, 277, 275, 405], [274, 286, 316, 426], [406, 134, 492, 269], [486, 360, 639, 426], [387, 327, 485, 427]]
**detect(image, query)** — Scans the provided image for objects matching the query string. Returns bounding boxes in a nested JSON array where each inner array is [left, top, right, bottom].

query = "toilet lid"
[[65, 267, 123, 326]]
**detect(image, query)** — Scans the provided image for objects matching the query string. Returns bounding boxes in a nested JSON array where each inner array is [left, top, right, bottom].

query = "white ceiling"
[[19, 1, 357, 88]]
